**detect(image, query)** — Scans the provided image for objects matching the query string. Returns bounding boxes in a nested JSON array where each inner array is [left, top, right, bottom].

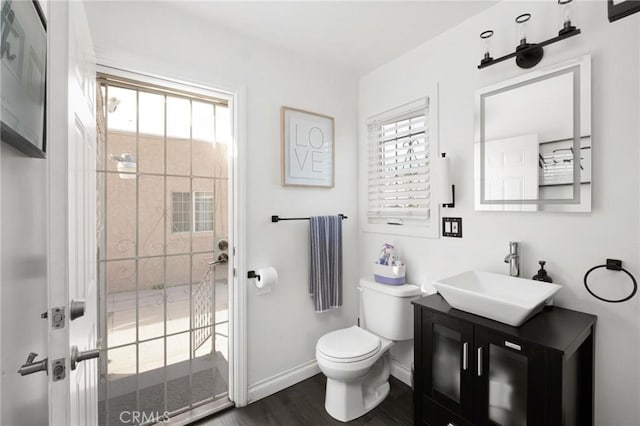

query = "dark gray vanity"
[[413, 294, 596, 426]]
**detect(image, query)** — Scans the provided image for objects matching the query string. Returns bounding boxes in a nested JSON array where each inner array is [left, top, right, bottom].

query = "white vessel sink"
[[432, 270, 562, 327]]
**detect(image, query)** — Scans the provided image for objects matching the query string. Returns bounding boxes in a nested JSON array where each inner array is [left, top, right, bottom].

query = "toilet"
[[316, 279, 421, 422]]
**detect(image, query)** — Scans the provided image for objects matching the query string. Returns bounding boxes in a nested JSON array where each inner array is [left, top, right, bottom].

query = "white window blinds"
[[367, 98, 430, 221]]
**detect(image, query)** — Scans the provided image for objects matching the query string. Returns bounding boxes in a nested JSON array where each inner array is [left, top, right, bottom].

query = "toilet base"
[[324, 353, 391, 422], [325, 378, 390, 422]]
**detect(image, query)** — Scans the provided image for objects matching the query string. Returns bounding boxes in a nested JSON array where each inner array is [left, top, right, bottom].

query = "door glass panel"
[[166, 97, 191, 176], [107, 344, 136, 379], [98, 78, 230, 424], [138, 257, 165, 341], [138, 175, 165, 257], [433, 323, 461, 403], [489, 343, 528, 426], [105, 173, 136, 259], [106, 86, 137, 174], [139, 338, 165, 374], [106, 260, 136, 346], [166, 177, 191, 255], [192, 101, 215, 178], [138, 92, 165, 174], [166, 255, 191, 335]]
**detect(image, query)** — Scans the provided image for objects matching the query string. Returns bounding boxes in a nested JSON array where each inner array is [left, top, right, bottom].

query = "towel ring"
[[583, 259, 637, 303]]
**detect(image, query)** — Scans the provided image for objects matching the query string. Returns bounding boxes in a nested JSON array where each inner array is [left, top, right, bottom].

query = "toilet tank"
[[359, 279, 421, 341]]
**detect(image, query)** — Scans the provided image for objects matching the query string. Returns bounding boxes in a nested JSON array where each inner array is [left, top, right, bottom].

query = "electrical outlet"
[[442, 217, 462, 238]]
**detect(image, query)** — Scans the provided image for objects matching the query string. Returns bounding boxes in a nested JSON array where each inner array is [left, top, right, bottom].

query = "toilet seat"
[[317, 326, 381, 363]]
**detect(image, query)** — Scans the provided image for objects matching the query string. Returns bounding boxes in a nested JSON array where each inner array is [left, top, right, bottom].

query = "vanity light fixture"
[[478, 5, 581, 70], [479, 30, 494, 65], [514, 13, 544, 69], [515, 13, 531, 48], [558, 0, 577, 35]]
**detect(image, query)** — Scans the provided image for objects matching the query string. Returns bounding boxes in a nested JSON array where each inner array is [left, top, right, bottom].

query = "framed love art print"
[[281, 106, 334, 188]]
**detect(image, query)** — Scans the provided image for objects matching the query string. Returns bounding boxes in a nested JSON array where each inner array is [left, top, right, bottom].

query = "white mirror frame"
[[474, 55, 591, 213]]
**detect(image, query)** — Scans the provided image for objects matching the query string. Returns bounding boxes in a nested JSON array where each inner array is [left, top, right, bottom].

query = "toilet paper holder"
[[247, 270, 261, 280]]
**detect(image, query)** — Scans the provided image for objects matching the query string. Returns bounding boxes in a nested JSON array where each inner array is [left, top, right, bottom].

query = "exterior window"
[[172, 192, 192, 233], [171, 191, 214, 233], [194, 192, 214, 232], [367, 97, 432, 226]]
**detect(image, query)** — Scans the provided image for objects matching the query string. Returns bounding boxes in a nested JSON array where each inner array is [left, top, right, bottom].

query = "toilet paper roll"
[[255, 267, 278, 294]]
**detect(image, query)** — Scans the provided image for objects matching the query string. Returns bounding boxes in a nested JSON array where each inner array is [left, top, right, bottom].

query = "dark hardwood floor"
[[195, 374, 413, 425]]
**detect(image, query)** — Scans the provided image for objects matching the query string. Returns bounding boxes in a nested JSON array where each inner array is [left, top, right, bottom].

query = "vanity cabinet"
[[413, 294, 596, 426]]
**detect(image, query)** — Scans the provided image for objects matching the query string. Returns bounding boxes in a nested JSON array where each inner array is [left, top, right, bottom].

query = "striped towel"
[[309, 216, 343, 312]]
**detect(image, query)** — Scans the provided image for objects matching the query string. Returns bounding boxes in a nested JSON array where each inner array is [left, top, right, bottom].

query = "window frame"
[[361, 88, 440, 238], [171, 191, 215, 234]]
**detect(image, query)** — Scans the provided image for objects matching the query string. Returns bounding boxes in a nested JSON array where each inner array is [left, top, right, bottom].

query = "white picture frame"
[[281, 106, 334, 187]]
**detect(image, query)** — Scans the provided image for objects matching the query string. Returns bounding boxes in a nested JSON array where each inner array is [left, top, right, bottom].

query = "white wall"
[[84, 1, 360, 401], [0, 144, 49, 425], [359, 1, 639, 424]]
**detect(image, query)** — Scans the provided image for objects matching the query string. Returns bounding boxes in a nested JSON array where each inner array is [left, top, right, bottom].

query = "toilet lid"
[[317, 326, 381, 362]]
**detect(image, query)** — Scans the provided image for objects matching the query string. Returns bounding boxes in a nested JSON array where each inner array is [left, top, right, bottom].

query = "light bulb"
[[515, 13, 531, 49]]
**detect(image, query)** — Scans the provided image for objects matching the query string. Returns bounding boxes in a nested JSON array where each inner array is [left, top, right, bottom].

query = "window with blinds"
[[367, 98, 431, 225]]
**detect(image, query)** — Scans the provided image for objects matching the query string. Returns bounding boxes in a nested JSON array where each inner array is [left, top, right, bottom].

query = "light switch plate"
[[442, 217, 462, 238]]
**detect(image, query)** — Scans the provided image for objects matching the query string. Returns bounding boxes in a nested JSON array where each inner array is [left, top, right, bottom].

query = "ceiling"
[[169, 1, 497, 76]]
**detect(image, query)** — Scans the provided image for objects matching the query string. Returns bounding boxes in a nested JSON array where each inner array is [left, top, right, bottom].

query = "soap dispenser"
[[532, 260, 553, 283]]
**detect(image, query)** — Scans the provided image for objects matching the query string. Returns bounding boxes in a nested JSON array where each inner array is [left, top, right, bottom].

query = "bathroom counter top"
[[413, 293, 597, 356]]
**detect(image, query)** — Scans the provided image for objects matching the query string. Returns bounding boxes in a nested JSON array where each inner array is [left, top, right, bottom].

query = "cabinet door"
[[474, 328, 547, 426], [423, 312, 474, 418]]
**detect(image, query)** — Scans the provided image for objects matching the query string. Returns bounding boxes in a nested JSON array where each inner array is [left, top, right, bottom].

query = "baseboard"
[[390, 359, 412, 388], [247, 359, 320, 404]]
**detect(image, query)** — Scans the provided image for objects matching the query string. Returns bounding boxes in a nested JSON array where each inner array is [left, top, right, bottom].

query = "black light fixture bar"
[[478, 28, 581, 69]]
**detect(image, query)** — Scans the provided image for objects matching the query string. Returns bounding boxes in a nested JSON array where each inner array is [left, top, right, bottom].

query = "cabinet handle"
[[477, 347, 483, 376], [505, 340, 522, 351], [462, 342, 468, 371]]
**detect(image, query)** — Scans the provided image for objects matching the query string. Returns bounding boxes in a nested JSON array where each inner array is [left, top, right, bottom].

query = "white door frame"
[[94, 64, 248, 408]]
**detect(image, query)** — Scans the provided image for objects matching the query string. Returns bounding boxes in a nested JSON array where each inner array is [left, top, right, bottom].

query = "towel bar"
[[271, 214, 347, 222]]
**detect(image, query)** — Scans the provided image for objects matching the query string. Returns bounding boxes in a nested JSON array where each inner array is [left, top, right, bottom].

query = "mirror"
[[475, 56, 591, 212]]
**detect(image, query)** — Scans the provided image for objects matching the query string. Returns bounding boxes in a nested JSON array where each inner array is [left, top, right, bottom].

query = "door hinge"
[[51, 307, 65, 329]]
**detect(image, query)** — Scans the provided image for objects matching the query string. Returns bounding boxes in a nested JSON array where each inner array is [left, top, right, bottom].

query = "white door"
[[47, 1, 98, 425], [484, 134, 539, 212]]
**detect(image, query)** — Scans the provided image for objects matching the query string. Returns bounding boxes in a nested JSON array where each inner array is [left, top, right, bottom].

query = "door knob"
[[70, 345, 100, 370], [70, 299, 86, 321], [210, 253, 228, 265]]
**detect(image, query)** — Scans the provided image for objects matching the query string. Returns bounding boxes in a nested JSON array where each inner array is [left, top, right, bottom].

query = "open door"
[[47, 1, 99, 424]]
